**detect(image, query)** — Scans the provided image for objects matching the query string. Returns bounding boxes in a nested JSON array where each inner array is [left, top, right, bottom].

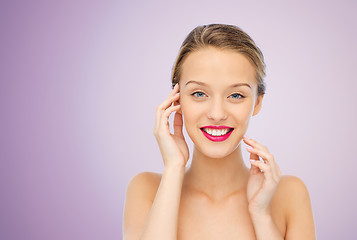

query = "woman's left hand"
[[243, 136, 282, 216]]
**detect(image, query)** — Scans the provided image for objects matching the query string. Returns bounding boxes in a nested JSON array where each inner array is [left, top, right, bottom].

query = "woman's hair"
[[171, 23, 266, 96]]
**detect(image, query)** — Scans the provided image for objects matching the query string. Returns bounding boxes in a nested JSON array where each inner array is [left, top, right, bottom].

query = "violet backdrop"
[[1, 0, 356, 239]]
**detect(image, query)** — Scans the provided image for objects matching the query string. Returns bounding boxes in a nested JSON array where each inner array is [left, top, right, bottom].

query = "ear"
[[173, 100, 182, 114], [252, 94, 264, 116]]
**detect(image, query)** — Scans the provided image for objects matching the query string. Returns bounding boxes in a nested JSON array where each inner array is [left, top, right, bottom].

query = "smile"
[[200, 126, 234, 142]]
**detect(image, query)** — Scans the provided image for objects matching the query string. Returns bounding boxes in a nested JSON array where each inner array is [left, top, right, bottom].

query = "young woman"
[[123, 24, 316, 240]]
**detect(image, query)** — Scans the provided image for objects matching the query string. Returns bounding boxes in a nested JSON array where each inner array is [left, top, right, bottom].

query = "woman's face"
[[178, 46, 264, 158]]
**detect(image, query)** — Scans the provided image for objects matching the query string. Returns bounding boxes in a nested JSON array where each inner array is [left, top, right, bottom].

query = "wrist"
[[249, 209, 272, 224], [164, 160, 187, 171], [164, 162, 186, 174], [248, 205, 271, 219], [162, 164, 186, 187]]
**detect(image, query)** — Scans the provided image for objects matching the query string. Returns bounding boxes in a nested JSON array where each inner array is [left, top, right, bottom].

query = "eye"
[[229, 93, 244, 99], [192, 91, 207, 98]]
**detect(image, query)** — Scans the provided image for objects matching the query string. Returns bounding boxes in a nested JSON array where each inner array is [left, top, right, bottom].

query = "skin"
[[123, 46, 316, 240]]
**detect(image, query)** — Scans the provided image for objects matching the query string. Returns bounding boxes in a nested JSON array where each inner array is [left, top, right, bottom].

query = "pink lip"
[[201, 125, 232, 129], [200, 126, 234, 142]]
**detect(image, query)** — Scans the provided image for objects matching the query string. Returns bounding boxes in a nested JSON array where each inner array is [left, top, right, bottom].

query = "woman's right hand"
[[153, 83, 189, 169]]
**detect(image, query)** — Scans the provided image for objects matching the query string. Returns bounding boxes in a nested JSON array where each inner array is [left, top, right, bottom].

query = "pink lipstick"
[[200, 125, 234, 142]]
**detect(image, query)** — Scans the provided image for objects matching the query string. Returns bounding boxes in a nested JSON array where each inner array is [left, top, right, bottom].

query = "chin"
[[194, 140, 241, 159], [205, 150, 233, 159]]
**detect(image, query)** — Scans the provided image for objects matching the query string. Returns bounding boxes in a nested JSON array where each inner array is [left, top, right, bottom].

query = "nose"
[[207, 98, 228, 122]]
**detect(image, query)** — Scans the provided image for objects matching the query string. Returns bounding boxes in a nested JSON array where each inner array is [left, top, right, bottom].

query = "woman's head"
[[171, 24, 266, 158], [171, 24, 266, 96]]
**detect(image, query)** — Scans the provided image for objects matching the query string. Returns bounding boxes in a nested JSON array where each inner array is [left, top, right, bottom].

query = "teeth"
[[203, 128, 230, 136]]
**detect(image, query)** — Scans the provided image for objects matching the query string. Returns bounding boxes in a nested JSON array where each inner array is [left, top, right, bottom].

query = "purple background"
[[1, 0, 356, 239]]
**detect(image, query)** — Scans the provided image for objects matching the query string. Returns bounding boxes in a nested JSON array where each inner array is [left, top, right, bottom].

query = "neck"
[[184, 143, 249, 201]]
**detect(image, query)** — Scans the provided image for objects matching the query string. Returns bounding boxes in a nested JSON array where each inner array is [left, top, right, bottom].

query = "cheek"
[[241, 104, 254, 118], [229, 102, 254, 122], [180, 98, 201, 125]]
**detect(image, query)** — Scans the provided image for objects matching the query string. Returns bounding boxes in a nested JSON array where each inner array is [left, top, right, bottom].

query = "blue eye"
[[192, 92, 206, 98], [229, 93, 244, 99]]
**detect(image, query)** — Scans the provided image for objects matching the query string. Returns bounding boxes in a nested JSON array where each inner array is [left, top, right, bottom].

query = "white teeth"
[[203, 128, 230, 136]]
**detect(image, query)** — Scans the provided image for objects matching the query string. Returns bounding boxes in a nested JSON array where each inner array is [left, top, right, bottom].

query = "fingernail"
[[247, 146, 253, 150], [249, 159, 256, 162]]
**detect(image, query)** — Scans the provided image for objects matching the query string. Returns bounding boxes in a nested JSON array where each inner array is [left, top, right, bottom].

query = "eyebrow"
[[185, 80, 251, 89]]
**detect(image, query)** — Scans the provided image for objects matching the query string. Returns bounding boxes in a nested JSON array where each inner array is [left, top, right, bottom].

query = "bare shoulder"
[[125, 171, 162, 202], [123, 172, 162, 240], [274, 175, 311, 213], [277, 175, 310, 195], [274, 175, 316, 239]]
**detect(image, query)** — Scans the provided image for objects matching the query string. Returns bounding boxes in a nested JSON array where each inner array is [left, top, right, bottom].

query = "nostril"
[[207, 115, 228, 120]]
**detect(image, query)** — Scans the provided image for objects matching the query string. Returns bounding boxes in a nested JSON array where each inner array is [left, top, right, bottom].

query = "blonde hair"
[[171, 24, 266, 96]]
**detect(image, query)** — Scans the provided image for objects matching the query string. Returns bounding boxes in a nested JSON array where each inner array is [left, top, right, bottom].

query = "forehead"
[[180, 46, 256, 87]]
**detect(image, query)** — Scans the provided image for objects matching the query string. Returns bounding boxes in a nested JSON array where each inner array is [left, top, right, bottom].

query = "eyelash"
[[191, 91, 245, 99]]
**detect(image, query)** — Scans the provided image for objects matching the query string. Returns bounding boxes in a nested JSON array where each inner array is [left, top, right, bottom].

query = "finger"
[[246, 146, 274, 164], [244, 138, 262, 160], [274, 164, 282, 181], [249, 149, 260, 161], [172, 82, 180, 90], [154, 84, 180, 135], [243, 137, 270, 153], [244, 136, 281, 179], [157, 85, 180, 114], [170, 83, 180, 97], [251, 160, 281, 187], [244, 137, 270, 161], [171, 83, 180, 94], [248, 147, 281, 180], [244, 137, 279, 176], [158, 92, 181, 113], [249, 160, 272, 179], [249, 159, 261, 174], [160, 105, 181, 132], [154, 92, 180, 131]]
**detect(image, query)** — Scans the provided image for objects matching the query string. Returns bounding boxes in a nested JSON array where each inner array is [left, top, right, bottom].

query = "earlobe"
[[252, 94, 264, 116], [174, 100, 182, 114]]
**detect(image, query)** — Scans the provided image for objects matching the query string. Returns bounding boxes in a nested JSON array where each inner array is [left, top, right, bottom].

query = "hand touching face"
[[153, 84, 189, 168], [244, 135, 282, 215]]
